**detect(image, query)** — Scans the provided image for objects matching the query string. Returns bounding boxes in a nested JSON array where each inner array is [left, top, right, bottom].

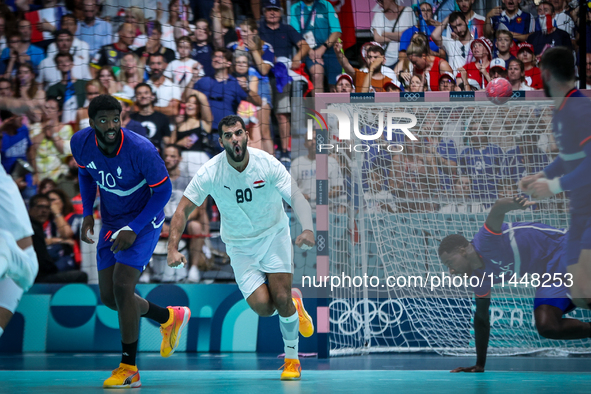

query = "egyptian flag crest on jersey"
[[254, 180, 266, 189]]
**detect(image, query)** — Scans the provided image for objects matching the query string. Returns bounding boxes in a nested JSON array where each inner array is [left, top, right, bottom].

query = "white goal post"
[[307, 91, 591, 356]]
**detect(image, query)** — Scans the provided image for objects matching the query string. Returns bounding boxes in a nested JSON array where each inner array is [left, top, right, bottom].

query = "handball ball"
[[486, 78, 513, 105]]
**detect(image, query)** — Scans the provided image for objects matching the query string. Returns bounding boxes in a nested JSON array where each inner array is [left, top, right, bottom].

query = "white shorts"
[[227, 225, 293, 299], [0, 278, 24, 314], [0, 166, 33, 241]]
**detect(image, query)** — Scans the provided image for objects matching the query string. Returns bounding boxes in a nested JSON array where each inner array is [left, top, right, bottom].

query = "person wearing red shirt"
[[517, 42, 542, 89], [457, 37, 493, 90]]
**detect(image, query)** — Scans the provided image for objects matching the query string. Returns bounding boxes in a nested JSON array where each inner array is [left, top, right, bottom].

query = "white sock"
[[280, 311, 299, 360]]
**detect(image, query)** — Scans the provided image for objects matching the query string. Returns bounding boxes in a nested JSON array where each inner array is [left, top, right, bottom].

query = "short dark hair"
[[495, 29, 513, 41], [538, 1, 555, 13], [47, 188, 74, 216], [55, 52, 74, 63], [218, 115, 246, 137], [46, 96, 63, 112], [164, 144, 182, 156], [540, 46, 576, 82], [88, 94, 122, 120], [29, 194, 50, 209], [148, 53, 166, 65], [448, 11, 466, 24], [54, 29, 73, 38], [366, 45, 385, 57], [438, 234, 469, 257], [134, 82, 153, 94], [214, 48, 233, 63], [61, 14, 77, 24]]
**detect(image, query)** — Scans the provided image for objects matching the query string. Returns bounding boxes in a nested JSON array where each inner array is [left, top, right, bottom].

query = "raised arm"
[[431, 16, 449, 48], [333, 40, 355, 77], [485, 196, 535, 234]]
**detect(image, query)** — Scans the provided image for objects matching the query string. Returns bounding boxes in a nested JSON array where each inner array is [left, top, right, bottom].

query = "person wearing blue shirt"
[[76, 0, 113, 58], [522, 47, 591, 310], [400, 3, 442, 57], [459, 126, 504, 203], [70, 95, 190, 388], [0, 110, 35, 200], [439, 196, 589, 373], [0, 30, 45, 77], [289, 0, 342, 94], [195, 48, 259, 151], [504, 132, 549, 186], [484, 0, 535, 42]]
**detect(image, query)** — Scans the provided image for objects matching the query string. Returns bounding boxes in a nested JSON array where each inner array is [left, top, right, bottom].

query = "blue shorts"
[[97, 225, 162, 272], [565, 213, 591, 267], [534, 244, 576, 314], [258, 80, 272, 108]]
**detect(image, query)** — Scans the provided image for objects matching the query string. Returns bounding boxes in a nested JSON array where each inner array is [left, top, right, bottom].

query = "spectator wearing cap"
[[76, 0, 113, 58], [113, 93, 148, 138], [456, 37, 493, 90], [90, 23, 136, 79], [404, 33, 452, 91], [438, 71, 458, 91], [371, 0, 417, 68], [289, 0, 342, 95], [334, 42, 394, 92], [485, 0, 535, 42], [492, 30, 517, 63], [37, 29, 92, 89], [526, 2, 572, 56], [399, 3, 444, 60], [258, 0, 310, 163], [489, 58, 508, 79], [432, 12, 474, 74], [335, 73, 354, 93], [384, 80, 403, 92], [507, 58, 533, 90], [516, 42, 542, 89]]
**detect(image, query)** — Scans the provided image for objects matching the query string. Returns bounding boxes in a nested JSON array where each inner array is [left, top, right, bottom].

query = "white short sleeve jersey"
[[184, 148, 291, 244]]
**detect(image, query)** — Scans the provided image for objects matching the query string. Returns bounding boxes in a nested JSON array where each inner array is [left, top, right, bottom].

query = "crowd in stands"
[[0, 0, 588, 283]]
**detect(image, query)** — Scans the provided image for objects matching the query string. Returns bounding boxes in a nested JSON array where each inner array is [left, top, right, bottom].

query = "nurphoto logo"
[[305, 108, 418, 153]]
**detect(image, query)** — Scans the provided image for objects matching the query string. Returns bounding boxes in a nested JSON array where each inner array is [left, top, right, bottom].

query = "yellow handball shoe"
[[103, 363, 141, 388], [292, 288, 314, 337], [280, 358, 302, 381], [160, 306, 191, 358]]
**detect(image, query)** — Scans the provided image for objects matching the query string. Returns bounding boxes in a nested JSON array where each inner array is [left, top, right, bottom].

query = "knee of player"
[[111, 278, 136, 298], [535, 320, 561, 339], [272, 291, 293, 311], [99, 293, 117, 310], [253, 304, 276, 317]]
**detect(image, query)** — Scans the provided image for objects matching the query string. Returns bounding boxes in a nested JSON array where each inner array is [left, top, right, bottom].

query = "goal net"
[[307, 93, 591, 356]]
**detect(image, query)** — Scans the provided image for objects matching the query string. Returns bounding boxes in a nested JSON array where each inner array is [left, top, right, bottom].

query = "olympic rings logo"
[[403, 93, 422, 102], [329, 299, 405, 336], [316, 234, 326, 251]]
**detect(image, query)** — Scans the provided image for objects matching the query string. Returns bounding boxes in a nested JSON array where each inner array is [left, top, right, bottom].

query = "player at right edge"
[[167, 115, 316, 380], [520, 47, 591, 308]]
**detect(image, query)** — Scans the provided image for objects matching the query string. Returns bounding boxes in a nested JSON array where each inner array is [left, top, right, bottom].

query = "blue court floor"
[[1, 353, 590, 393]]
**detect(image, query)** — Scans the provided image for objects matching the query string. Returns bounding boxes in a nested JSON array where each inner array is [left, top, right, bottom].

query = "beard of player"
[[225, 133, 248, 163], [94, 125, 122, 148]]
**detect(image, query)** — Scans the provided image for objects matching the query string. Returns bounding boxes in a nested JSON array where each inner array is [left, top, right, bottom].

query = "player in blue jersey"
[[439, 196, 591, 373], [70, 95, 191, 388], [519, 47, 591, 309]]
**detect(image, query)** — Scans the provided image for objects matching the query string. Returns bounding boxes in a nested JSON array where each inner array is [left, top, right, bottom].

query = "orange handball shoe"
[[103, 363, 141, 388], [292, 288, 314, 337], [280, 358, 302, 381], [160, 306, 191, 358]]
